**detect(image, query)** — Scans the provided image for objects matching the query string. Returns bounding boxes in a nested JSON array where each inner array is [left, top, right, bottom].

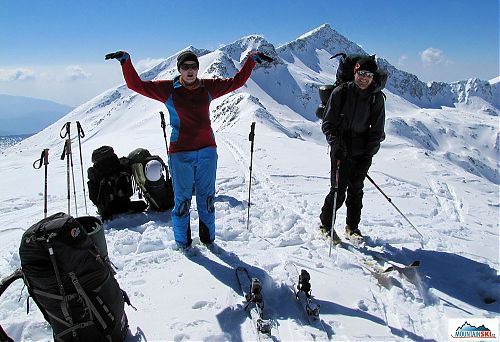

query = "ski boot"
[[344, 225, 364, 246], [319, 225, 341, 244]]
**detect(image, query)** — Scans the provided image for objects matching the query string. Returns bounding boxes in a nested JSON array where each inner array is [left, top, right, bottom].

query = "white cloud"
[[398, 55, 408, 67], [65, 65, 91, 81], [420, 47, 449, 67], [0, 68, 35, 81], [136, 58, 164, 72]]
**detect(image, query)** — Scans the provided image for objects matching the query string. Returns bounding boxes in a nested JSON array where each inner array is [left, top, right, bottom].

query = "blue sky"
[[0, 0, 498, 106]]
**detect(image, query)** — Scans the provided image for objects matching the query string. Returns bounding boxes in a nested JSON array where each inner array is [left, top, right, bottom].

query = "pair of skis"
[[236, 265, 328, 341]]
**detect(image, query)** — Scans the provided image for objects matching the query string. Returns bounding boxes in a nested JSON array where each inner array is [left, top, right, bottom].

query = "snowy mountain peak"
[[277, 23, 365, 58], [297, 23, 339, 41], [219, 34, 277, 64], [179, 46, 212, 58]]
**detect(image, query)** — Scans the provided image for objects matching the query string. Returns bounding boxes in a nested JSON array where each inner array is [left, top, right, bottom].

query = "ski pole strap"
[[33, 149, 49, 169], [60, 122, 71, 139], [76, 121, 85, 138]]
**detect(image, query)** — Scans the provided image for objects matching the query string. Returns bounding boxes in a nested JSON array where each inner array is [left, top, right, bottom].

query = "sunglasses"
[[180, 63, 199, 71], [357, 70, 374, 78]]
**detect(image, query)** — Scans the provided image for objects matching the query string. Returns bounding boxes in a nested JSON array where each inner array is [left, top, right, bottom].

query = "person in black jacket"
[[320, 57, 385, 242]]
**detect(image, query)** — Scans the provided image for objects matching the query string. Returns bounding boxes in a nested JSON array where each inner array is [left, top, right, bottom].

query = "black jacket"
[[322, 82, 385, 157]]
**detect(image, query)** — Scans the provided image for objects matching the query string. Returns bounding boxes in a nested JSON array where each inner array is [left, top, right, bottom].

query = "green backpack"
[[127, 148, 174, 211]]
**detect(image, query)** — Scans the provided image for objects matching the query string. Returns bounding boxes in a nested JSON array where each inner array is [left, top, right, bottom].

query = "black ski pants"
[[320, 150, 372, 230]]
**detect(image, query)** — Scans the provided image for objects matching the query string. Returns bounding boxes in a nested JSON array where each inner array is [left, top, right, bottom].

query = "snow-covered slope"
[[0, 25, 498, 341]]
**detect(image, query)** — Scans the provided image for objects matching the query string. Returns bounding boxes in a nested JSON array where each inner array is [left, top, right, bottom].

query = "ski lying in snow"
[[284, 263, 330, 339], [382, 259, 420, 273], [319, 227, 421, 278], [235, 267, 278, 340], [341, 241, 421, 276]]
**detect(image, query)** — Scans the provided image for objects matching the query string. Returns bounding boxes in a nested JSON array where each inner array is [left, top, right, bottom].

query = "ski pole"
[[159, 111, 170, 155], [33, 149, 49, 218], [328, 159, 341, 257], [366, 173, 424, 242], [60, 140, 71, 214], [60, 122, 78, 216], [76, 121, 88, 214], [246, 122, 256, 230]]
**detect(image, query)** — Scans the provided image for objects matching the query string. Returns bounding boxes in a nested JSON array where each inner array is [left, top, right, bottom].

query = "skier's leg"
[[194, 147, 217, 244], [345, 156, 372, 229], [169, 151, 196, 247], [320, 151, 348, 228]]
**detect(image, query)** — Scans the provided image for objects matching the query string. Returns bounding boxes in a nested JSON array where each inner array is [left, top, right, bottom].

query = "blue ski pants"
[[168, 147, 217, 247]]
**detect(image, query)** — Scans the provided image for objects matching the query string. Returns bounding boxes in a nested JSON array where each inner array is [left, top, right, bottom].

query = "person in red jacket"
[[106, 49, 273, 250]]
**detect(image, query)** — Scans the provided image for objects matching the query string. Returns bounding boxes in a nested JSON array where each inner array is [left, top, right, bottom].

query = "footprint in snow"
[[191, 300, 214, 309]]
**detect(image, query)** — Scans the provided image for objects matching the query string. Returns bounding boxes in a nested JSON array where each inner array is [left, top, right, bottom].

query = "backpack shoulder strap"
[[339, 83, 349, 111], [0, 268, 23, 298], [370, 91, 386, 113], [0, 268, 24, 342]]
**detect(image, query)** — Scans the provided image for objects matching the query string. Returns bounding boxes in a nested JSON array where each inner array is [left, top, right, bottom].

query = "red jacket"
[[121, 54, 256, 153]]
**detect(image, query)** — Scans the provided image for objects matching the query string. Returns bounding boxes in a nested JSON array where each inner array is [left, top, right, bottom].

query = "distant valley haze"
[[0, 94, 73, 135]]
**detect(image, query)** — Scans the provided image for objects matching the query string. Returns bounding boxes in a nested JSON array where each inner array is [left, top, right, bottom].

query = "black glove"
[[250, 52, 273, 64], [105, 51, 129, 65], [332, 144, 347, 161]]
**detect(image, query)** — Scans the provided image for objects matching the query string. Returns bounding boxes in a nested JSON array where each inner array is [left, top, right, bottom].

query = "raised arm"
[[105, 51, 171, 102], [207, 52, 273, 99]]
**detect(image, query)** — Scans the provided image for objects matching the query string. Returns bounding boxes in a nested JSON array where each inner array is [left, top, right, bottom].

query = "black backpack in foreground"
[[87, 146, 136, 220], [315, 53, 388, 120], [128, 148, 174, 211], [0, 213, 131, 341]]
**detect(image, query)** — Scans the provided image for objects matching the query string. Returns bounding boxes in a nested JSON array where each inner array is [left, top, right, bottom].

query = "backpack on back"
[[87, 146, 134, 220], [0, 213, 130, 341], [315, 53, 388, 120], [128, 148, 174, 211]]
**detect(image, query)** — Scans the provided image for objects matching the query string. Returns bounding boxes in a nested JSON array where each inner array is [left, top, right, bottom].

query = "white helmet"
[[145, 160, 163, 182]]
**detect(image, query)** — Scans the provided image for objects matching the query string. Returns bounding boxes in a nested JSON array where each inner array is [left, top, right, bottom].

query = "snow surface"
[[0, 25, 498, 341]]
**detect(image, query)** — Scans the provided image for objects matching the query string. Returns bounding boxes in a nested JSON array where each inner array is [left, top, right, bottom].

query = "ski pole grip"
[[43, 149, 49, 165], [60, 140, 68, 160], [76, 121, 85, 138], [249, 122, 255, 142], [60, 122, 71, 138], [160, 111, 166, 128], [33, 150, 45, 169]]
